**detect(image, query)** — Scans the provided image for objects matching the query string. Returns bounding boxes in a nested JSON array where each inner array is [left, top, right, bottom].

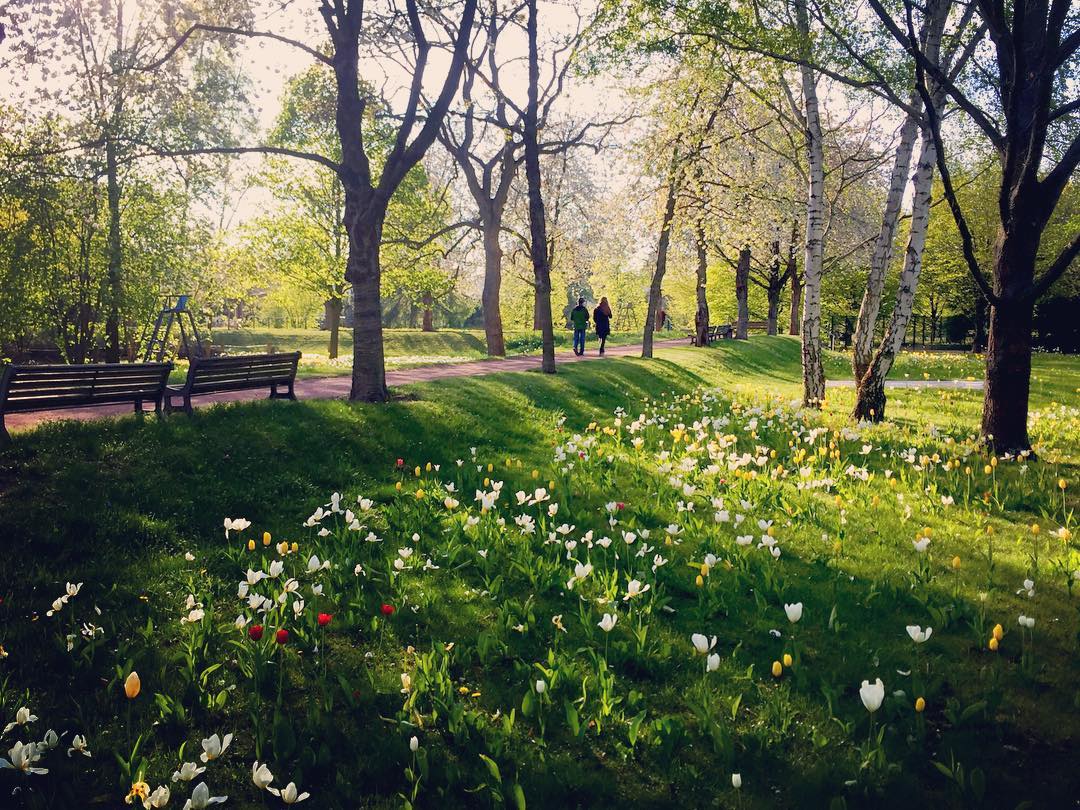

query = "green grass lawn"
[[1, 338, 1079, 808], [210, 327, 647, 377]]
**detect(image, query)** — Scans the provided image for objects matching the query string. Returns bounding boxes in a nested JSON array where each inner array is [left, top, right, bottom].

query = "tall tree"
[[152, 0, 478, 400], [869, 0, 1080, 452]]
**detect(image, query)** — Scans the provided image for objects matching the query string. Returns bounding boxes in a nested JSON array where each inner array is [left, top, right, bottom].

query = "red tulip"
[[275, 628, 289, 645], [248, 624, 264, 641], [317, 613, 332, 627], [396, 458, 405, 468], [616, 502, 625, 511], [380, 604, 395, 616]]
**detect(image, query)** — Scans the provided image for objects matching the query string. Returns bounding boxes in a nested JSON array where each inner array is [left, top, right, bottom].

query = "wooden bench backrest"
[[184, 352, 300, 394], [0, 363, 172, 413], [745, 320, 769, 330]]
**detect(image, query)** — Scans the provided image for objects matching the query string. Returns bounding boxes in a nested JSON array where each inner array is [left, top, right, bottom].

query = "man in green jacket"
[[570, 297, 590, 356]]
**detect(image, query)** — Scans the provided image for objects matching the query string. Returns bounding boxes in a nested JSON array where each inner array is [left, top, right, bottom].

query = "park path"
[[826, 379, 983, 390], [4, 338, 687, 434]]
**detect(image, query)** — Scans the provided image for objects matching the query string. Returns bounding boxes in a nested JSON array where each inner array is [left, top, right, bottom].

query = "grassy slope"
[[1, 337, 1079, 808]]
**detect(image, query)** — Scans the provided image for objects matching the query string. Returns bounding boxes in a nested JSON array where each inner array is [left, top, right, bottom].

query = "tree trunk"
[[104, 137, 123, 363], [972, 291, 987, 353], [982, 298, 1033, 454], [422, 291, 435, 332], [853, 126, 937, 421], [789, 267, 802, 336], [524, 0, 555, 373], [346, 214, 389, 402], [481, 223, 505, 355], [325, 297, 342, 359], [694, 223, 710, 346], [642, 162, 680, 359], [766, 287, 780, 335], [793, 5, 826, 407], [735, 246, 750, 340], [852, 104, 921, 380]]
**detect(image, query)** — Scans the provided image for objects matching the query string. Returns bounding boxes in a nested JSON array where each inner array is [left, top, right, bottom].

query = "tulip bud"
[[531, 469, 539, 479], [535, 679, 546, 694], [249, 624, 264, 641], [275, 629, 289, 645], [414, 466, 421, 477], [731, 773, 742, 789], [988, 636, 999, 651], [317, 613, 332, 628], [123, 671, 142, 700], [1059, 478, 1067, 490], [915, 697, 925, 713], [262, 531, 272, 546], [247, 539, 256, 551], [771, 660, 782, 678], [951, 556, 961, 570], [782, 653, 793, 668], [395, 481, 402, 491], [992, 623, 1003, 641], [290, 542, 298, 553], [409, 736, 419, 752], [695, 575, 704, 588]]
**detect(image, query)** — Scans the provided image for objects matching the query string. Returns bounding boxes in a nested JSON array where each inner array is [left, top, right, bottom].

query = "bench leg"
[[184, 395, 194, 416], [0, 415, 8, 447]]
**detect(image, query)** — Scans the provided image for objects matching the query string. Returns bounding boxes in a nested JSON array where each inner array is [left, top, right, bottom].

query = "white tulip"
[[147, 785, 170, 808], [535, 679, 546, 694], [706, 653, 720, 672], [67, 734, 91, 758], [252, 761, 274, 790], [199, 733, 233, 763], [859, 678, 885, 713], [183, 781, 227, 809], [3, 707, 38, 735], [172, 761, 206, 782], [691, 633, 717, 654], [269, 782, 310, 804], [731, 773, 742, 789], [784, 602, 803, 623], [598, 614, 617, 633], [906, 625, 933, 643], [409, 736, 419, 752]]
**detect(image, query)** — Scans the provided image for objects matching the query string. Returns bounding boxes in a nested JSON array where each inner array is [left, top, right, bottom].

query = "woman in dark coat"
[[594, 297, 612, 355]]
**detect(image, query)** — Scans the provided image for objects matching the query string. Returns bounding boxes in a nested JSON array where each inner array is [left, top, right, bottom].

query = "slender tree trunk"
[[853, 127, 937, 421], [793, 7, 826, 406], [346, 213, 389, 402], [643, 163, 680, 359], [104, 137, 123, 363], [735, 246, 750, 340], [766, 286, 780, 335], [524, 0, 555, 373], [325, 297, 342, 359], [422, 291, 435, 332], [852, 104, 921, 380], [481, 223, 505, 355], [789, 267, 802, 336], [694, 223, 710, 346]]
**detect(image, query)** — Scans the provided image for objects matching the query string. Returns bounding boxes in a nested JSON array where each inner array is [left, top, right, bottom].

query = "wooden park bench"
[[165, 352, 300, 414], [687, 323, 734, 344], [0, 362, 172, 444]]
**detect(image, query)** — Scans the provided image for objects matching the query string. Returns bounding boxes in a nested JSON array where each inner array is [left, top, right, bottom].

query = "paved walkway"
[[826, 379, 983, 390], [4, 339, 686, 434]]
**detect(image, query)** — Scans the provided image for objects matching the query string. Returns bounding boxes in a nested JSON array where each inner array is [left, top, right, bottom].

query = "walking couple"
[[570, 296, 612, 356]]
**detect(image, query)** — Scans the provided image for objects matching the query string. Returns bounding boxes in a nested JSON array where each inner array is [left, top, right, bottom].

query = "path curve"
[[4, 339, 686, 434], [826, 379, 983, 390]]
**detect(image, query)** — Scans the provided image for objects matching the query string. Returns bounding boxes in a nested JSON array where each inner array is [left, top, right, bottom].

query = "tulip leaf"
[[564, 699, 580, 736], [478, 753, 502, 785], [512, 782, 526, 810]]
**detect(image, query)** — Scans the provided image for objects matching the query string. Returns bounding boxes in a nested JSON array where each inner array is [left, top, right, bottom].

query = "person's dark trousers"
[[573, 328, 586, 355], [598, 334, 607, 355]]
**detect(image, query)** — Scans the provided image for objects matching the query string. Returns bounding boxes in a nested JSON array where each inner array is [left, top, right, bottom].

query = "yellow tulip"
[[695, 575, 704, 588], [992, 623, 1003, 641], [531, 469, 539, 479], [988, 637, 999, 651], [262, 531, 272, 547], [1059, 478, 1067, 490], [124, 671, 141, 699], [984, 465, 992, 475], [782, 653, 793, 668], [1031, 523, 1040, 535], [395, 481, 403, 492], [951, 556, 961, 570], [247, 539, 256, 552], [414, 466, 421, 477], [915, 697, 925, 713], [426, 462, 432, 472], [415, 489, 425, 500], [290, 542, 298, 553], [771, 660, 783, 678]]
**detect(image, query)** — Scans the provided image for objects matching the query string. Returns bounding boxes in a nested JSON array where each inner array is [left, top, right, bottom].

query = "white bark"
[[852, 101, 921, 379], [794, 0, 826, 407]]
